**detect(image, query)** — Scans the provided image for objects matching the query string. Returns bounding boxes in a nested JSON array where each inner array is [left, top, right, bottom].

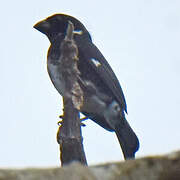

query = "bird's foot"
[[57, 115, 64, 126], [57, 120, 63, 126], [80, 122, 86, 127], [58, 115, 86, 127], [59, 115, 64, 119], [80, 116, 88, 127], [80, 116, 88, 121]]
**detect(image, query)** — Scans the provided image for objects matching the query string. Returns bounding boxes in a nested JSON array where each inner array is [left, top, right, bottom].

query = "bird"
[[34, 13, 139, 159]]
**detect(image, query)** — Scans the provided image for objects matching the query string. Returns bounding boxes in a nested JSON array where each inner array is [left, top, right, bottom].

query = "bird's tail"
[[115, 118, 139, 160]]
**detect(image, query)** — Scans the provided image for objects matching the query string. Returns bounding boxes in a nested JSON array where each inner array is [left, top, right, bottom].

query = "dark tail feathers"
[[115, 119, 139, 160]]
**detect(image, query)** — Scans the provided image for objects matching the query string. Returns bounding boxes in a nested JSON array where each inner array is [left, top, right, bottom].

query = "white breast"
[[47, 61, 66, 96]]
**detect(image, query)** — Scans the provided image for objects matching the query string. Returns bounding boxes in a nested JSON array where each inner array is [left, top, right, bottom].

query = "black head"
[[33, 13, 91, 42]]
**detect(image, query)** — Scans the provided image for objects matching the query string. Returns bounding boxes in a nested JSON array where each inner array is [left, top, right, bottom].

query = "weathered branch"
[[1, 151, 180, 180], [56, 21, 87, 166]]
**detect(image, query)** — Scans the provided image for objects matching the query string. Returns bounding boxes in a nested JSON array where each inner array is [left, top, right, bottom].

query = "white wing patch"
[[73, 30, 83, 35], [91, 58, 101, 67]]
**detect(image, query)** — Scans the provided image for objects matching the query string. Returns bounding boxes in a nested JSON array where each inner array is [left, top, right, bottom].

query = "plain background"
[[0, 0, 180, 167]]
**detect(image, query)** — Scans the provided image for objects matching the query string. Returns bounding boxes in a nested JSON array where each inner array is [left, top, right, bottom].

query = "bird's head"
[[33, 14, 91, 42]]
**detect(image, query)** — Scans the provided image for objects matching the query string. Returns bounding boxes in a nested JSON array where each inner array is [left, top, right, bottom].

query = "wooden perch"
[[56, 21, 87, 166]]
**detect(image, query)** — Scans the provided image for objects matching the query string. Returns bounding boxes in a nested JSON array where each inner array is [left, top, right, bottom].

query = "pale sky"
[[0, 0, 180, 167]]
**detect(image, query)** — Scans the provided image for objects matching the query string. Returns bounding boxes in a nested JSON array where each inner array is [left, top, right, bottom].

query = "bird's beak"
[[33, 20, 50, 34]]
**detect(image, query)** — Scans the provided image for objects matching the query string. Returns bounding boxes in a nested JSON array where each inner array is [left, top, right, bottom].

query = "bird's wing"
[[77, 40, 127, 113]]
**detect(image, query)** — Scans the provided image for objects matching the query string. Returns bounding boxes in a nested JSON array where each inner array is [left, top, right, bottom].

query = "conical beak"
[[33, 20, 50, 33]]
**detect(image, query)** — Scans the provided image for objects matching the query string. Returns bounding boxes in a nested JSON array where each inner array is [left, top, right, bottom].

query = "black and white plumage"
[[34, 14, 139, 159]]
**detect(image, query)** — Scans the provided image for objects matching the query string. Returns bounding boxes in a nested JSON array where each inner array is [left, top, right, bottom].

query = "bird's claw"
[[59, 115, 64, 119], [80, 116, 88, 121], [57, 115, 64, 126], [57, 120, 63, 126], [80, 122, 86, 127]]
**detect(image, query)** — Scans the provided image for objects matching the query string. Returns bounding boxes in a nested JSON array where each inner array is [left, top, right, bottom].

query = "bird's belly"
[[81, 95, 106, 115], [47, 62, 66, 96]]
